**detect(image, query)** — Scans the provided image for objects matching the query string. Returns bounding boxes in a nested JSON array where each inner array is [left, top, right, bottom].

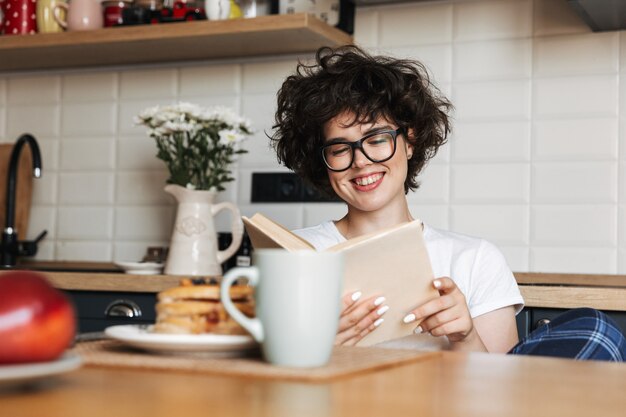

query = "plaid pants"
[[509, 308, 626, 362]]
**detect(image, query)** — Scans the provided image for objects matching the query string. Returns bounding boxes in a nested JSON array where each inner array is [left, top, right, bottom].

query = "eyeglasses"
[[320, 128, 402, 172]]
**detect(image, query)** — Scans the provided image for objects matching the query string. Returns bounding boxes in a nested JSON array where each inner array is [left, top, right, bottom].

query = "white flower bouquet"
[[135, 102, 253, 191]]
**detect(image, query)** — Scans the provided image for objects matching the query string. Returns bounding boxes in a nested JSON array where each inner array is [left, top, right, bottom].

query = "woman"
[[270, 45, 625, 360]]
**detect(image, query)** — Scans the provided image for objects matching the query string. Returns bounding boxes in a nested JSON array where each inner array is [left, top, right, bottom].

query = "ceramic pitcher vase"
[[164, 184, 243, 277]]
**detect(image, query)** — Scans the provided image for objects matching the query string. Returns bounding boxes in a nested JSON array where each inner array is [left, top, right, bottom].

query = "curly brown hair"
[[271, 45, 452, 197]]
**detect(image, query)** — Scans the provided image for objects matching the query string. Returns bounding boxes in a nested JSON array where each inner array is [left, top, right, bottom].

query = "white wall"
[[0, 0, 624, 274]]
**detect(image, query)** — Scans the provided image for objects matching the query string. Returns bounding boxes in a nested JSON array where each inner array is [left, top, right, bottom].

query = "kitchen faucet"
[[1, 133, 47, 267]]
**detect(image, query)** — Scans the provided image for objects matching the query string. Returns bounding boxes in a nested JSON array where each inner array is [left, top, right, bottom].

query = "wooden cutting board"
[[0, 144, 34, 240], [73, 339, 439, 382]]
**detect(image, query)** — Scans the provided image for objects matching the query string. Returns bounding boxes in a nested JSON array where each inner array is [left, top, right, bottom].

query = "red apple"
[[0, 271, 76, 364]]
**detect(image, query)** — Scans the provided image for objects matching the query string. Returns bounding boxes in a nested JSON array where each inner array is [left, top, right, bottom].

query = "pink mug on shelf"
[[53, 0, 103, 31], [1, 0, 37, 35]]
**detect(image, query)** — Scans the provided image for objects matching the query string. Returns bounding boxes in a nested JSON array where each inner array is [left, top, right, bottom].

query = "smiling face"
[[323, 112, 413, 215]]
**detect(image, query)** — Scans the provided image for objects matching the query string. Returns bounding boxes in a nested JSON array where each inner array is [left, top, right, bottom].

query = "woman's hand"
[[335, 291, 388, 346], [403, 277, 486, 352]]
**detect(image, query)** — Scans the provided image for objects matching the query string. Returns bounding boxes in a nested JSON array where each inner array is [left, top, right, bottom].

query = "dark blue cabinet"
[[516, 307, 626, 339], [64, 290, 157, 333]]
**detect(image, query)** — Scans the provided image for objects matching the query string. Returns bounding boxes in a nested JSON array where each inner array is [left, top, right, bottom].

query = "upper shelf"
[[0, 13, 353, 72]]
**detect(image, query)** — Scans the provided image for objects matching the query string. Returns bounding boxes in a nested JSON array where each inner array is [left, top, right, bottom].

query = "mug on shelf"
[[53, 0, 103, 31], [37, 0, 67, 34], [2, 0, 37, 35], [221, 249, 344, 368]]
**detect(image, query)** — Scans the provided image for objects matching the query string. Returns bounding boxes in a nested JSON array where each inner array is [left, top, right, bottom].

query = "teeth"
[[355, 173, 382, 186]]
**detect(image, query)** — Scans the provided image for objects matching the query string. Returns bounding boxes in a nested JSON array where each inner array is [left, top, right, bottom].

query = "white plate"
[[0, 353, 82, 388], [104, 325, 258, 357], [114, 261, 164, 275]]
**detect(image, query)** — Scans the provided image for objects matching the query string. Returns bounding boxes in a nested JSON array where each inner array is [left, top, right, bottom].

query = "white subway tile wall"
[[453, 0, 532, 41], [0, 79, 6, 106], [379, 3, 453, 47], [0, 0, 624, 274]]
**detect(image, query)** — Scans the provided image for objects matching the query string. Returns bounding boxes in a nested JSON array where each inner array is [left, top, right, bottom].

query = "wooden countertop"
[[5, 263, 626, 311], [41, 272, 182, 293], [515, 272, 626, 311], [0, 351, 624, 417], [5, 261, 180, 292], [515, 272, 626, 287]]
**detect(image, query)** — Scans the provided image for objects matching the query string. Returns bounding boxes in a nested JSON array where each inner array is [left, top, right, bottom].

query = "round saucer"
[[114, 261, 164, 275]]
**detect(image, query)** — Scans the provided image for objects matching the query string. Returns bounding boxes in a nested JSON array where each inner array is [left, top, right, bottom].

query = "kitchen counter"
[[5, 264, 626, 311], [37, 271, 180, 293], [515, 273, 626, 311], [0, 350, 624, 417], [7, 260, 179, 292]]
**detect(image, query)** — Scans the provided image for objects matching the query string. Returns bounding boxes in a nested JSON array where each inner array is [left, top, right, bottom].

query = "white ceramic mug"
[[221, 250, 344, 368]]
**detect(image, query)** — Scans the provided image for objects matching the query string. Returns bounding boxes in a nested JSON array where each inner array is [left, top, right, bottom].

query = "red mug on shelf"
[[1, 0, 37, 35]]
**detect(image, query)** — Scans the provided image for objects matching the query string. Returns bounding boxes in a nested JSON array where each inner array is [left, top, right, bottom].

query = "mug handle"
[[211, 202, 243, 264], [221, 266, 264, 342], [53, 3, 68, 29]]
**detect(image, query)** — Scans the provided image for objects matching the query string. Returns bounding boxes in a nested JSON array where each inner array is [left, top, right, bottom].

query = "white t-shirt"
[[293, 221, 524, 318]]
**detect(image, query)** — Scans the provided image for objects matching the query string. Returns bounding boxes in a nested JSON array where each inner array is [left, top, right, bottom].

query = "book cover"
[[242, 213, 439, 346]]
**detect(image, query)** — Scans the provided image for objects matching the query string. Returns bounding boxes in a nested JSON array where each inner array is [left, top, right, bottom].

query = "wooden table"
[[1, 351, 625, 417]]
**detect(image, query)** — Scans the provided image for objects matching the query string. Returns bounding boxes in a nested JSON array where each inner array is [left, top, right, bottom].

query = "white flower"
[[239, 117, 253, 132], [218, 129, 245, 145], [177, 102, 202, 115], [161, 120, 196, 134], [137, 105, 161, 121]]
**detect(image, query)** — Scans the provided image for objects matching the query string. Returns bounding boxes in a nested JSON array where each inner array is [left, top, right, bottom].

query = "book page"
[[243, 214, 314, 251], [327, 220, 439, 346]]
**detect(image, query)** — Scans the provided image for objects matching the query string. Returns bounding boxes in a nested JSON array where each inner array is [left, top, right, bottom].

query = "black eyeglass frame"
[[320, 128, 403, 172]]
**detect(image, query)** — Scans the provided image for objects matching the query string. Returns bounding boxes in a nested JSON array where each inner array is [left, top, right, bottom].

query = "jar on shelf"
[[135, 0, 163, 10], [237, 0, 270, 18], [102, 0, 133, 27]]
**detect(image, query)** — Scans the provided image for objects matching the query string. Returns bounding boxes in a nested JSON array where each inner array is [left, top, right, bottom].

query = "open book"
[[242, 213, 439, 346]]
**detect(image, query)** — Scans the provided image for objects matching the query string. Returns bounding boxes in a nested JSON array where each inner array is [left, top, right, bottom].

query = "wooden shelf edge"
[[0, 13, 353, 72]]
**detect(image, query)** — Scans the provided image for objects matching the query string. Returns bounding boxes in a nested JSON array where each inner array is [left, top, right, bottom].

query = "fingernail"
[[373, 318, 384, 327], [376, 305, 389, 316], [414, 326, 423, 334], [433, 280, 442, 289], [351, 291, 362, 302], [403, 313, 416, 324], [374, 296, 386, 306]]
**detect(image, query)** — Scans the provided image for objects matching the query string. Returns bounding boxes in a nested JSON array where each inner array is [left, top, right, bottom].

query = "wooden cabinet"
[[0, 13, 353, 72]]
